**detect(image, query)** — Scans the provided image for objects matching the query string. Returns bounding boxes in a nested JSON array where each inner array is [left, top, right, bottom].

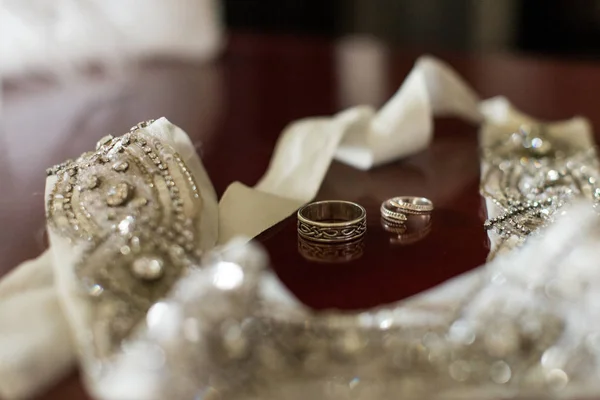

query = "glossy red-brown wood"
[[3, 33, 600, 400]]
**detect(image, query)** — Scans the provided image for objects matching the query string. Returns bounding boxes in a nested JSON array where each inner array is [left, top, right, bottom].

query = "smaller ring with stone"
[[297, 200, 366, 243], [386, 196, 434, 215]]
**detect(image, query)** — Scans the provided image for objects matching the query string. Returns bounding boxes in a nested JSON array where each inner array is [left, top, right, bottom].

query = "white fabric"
[[44, 119, 221, 396], [334, 56, 482, 169], [0, 252, 73, 400], [0, 56, 592, 399], [0, 0, 223, 77]]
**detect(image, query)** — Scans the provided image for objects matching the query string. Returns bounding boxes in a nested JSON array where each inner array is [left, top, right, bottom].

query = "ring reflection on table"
[[297, 236, 365, 263], [382, 214, 432, 245], [380, 218, 407, 234]]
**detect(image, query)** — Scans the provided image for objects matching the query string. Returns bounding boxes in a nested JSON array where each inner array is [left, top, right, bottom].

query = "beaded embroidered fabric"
[[46, 120, 204, 358], [480, 122, 599, 258]]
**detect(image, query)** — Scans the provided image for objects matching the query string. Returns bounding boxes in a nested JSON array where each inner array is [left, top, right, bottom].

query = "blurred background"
[[3, 0, 600, 81], [225, 0, 600, 57]]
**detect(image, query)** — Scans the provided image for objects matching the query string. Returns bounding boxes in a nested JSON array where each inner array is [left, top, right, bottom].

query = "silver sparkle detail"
[[112, 161, 130, 172], [132, 256, 165, 281]]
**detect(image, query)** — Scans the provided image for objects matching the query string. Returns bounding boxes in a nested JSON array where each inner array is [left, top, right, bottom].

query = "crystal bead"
[[376, 310, 394, 330], [81, 277, 104, 297], [212, 261, 244, 290], [489, 360, 511, 384], [131, 256, 164, 280], [334, 330, 366, 355], [118, 216, 135, 235], [132, 198, 148, 208], [112, 161, 129, 172], [130, 236, 141, 250], [82, 175, 99, 190], [449, 360, 471, 382], [357, 312, 375, 328], [182, 230, 194, 242], [484, 323, 519, 357], [546, 170, 560, 182], [447, 319, 476, 345], [95, 134, 114, 150], [106, 182, 131, 206], [531, 137, 543, 149], [541, 346, 567, 369], [546, 369, 569, 391], [221, 321, 248, 359]]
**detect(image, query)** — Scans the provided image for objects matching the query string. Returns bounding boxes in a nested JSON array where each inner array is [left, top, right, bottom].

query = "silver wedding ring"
[[381, 196, 433, 224], [388, 196, 434, 215], [297, 200, 366, 243], [381, 197, 433, 245]]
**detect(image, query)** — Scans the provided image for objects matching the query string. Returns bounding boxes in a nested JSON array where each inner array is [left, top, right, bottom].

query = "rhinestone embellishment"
[[45, 119, 203, 357], [106, 182, 131, 206], [112, 161, 129, 172], [96, 134, 114, 150], [481, 123, 599, 253], [82, 175, 99, 190], [131, 256, 164, 280]]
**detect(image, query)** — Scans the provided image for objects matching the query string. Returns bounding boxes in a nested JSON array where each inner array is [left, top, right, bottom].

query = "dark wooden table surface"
[[3, 33, 600, 399]]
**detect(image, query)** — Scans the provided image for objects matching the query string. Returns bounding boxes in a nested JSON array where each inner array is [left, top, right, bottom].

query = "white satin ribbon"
[[0, 56, 593, 399]]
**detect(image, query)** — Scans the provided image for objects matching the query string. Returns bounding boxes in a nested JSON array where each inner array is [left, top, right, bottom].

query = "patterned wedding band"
[[389, 196, 434, 215], [297, 200, 367, 243]]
